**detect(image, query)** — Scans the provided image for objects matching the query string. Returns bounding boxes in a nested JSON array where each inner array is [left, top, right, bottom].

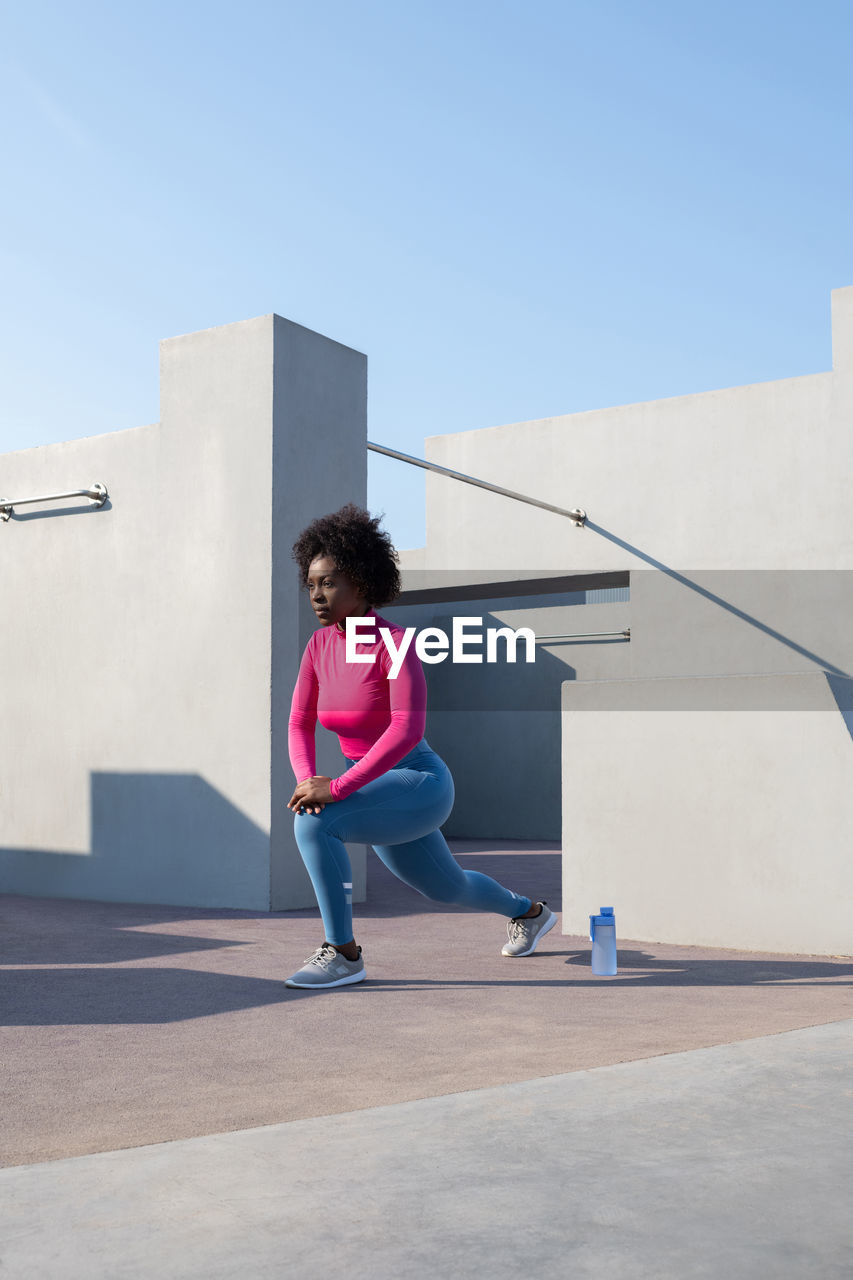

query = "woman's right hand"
[[287, 778, 327, 815]]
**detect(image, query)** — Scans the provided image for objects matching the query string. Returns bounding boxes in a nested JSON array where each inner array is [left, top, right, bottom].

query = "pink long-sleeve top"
[[288, 607, 427, 802]]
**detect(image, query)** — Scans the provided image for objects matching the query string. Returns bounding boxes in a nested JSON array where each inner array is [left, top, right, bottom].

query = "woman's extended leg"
[[370, 829, 532, 918], [292, 757, 532, 945]]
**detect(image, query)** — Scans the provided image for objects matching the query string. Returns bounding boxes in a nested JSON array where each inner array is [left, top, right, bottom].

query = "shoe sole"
[[285, 969, 366, 989], [502, 911, 558, 957]]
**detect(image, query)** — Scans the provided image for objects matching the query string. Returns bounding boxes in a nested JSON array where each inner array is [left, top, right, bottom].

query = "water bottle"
[[590, 906, 617, 976]]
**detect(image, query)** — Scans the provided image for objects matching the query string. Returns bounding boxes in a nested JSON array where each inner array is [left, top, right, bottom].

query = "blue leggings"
[[292, 739, 532, 944]]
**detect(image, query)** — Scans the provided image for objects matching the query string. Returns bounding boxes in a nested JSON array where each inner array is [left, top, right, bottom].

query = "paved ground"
[[2, 1020, 852, 1279], [2, 840, 852, 1276]]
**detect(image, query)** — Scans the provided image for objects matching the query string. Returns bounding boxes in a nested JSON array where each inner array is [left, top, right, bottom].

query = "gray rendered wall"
[[0, 314, 368, 911], [377, 584, 631, 840], [270, 318, 369, 910], [396, 284, 853, 952], [561, 669, 853, 955]]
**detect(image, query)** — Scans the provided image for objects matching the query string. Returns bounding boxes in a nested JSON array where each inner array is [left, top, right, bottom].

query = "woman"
[[285, 501, 557, 989]]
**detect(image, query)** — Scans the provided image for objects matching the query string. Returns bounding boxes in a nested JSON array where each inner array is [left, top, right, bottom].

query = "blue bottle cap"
[[589, 910, 616, 941]]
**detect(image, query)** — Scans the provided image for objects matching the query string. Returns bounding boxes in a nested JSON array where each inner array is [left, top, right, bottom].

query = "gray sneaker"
[[285, 942, 365, 989], [501, 901, 558, 956]]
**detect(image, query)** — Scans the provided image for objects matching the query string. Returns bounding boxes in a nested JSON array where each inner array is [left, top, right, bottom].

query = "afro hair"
[[291, 502, 402, 608]]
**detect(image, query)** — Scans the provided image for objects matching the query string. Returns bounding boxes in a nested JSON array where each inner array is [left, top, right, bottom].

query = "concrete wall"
[[406, 283, 853, 573], [397, 284, 853, 953], [5, 283, 850, 947], [562, 670, 853, 955], [270, 319, 369, 910], [382, 565, 853, 845], [0, 315, 368, 911], [376, 582, 630, 840]]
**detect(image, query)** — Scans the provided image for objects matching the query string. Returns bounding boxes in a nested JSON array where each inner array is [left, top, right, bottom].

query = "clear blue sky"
[[2, 0, 851, 550]]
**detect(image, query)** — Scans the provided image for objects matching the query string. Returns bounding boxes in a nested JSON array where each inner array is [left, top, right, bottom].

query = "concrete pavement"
[[1, 1019, 852, 1278], [2, 841, 852, 1276]]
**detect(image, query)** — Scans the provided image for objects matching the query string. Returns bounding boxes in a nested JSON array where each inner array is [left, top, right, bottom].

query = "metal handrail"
[[0, 483, 108, 522], [368, 442, 625, 638], [367, 441, 587, 525]]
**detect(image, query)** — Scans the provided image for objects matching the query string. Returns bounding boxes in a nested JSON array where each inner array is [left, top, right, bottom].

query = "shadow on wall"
[[414, 581, 850, 839], [0, 772, 270, 910], [410, 607, 623, 842]]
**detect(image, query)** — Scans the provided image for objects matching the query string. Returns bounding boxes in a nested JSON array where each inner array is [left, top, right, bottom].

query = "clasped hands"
[[287, 775, 335, 815]]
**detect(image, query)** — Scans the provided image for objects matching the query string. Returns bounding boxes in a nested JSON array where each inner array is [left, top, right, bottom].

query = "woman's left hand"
[[287, 776, 335, 813]]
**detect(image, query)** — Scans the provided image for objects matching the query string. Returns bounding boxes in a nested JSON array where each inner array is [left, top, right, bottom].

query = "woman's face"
[[306, 556, 370, 629]]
